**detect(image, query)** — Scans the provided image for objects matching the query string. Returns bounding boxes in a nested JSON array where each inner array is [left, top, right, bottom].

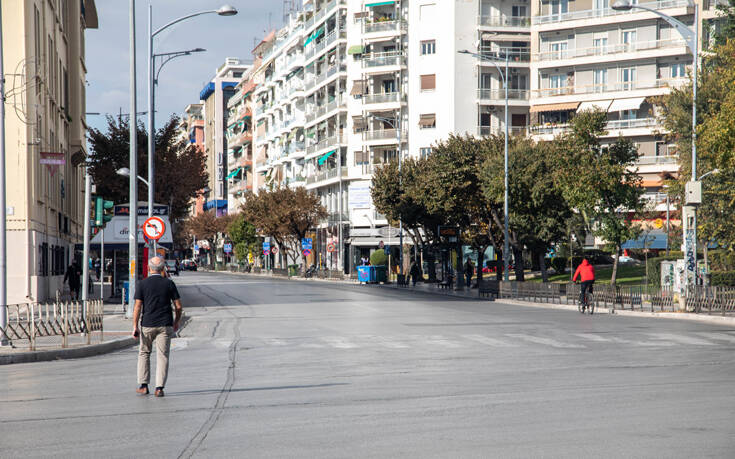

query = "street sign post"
[[301, 238, 313, 250], [302, 248, 312, 257], [142, 216, 165, 241], [263, 241, 271, 256], [224, 243, 232, 254], [327, 243, 336, 253]]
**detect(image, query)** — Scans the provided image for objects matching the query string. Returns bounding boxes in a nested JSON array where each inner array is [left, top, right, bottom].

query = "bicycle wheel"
[[587, 293, 595, 315], [578, 301, 585, 314]]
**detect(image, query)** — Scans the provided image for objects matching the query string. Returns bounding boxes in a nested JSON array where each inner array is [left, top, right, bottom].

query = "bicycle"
[[578, 290, 595, 315]]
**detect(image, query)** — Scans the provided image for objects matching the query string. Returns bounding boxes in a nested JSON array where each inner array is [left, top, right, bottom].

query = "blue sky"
[[85, 0, 283, 133]]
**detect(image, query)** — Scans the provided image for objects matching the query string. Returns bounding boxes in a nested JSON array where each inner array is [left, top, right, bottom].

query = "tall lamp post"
[[611, 0, 698, 293], [128, 0, 138, 318], [459, 48, 510, 281], [369, 114, 404, 280], [147, 3, 236, 255], [0, 6, 7, 345]]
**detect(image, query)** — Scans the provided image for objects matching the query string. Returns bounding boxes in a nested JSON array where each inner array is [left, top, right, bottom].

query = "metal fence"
[[479, 281, 735, 315], [1, 299, 104, 350]]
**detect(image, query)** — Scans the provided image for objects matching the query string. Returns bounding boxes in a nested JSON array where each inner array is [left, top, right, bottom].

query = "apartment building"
[[2, 0, 98, 303], [199, 58, 250, 216], [244, 0, 711, 270], [181, 103, 206, 215], [225, 69, 257, 213]]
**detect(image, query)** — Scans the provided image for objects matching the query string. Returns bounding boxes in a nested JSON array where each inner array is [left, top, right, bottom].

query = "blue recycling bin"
[[357, 266, 371, 283], [123, 281, 129, 303]]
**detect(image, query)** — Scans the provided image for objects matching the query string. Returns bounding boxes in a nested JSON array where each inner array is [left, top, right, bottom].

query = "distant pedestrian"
[[464, 259, 474, 287], [409, 260, 421, 287], [63, 261, 82, 301], [132, 256, 183, 397]]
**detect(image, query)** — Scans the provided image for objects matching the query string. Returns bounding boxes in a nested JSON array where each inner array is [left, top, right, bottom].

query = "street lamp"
[[117, 167, 150, 187], [368, 114, 404, 280], [458, 48, 510, 282], [611, 0, 699, 291], [147, 3, 236, 253]]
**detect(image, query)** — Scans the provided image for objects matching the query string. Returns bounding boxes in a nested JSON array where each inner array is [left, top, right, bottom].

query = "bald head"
[[148, 256, 165, 273]]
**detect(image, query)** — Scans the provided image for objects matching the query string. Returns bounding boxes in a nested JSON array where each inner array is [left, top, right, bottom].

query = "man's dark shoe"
[[136, 384, 149, 395], [154, 387, 165, 397]]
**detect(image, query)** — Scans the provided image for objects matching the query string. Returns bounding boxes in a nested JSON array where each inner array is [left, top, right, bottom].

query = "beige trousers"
[[137, 326, 173, 388]]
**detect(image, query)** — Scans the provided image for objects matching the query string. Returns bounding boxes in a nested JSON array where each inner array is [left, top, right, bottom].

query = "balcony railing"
[[536, 38, 687, 61], [362, 92, 402, 105], [362, 129, 406, 142], [306, 167, 348, 184], [477, 126, 528, 137], [363, 19, 406, 34], [477, 88, 529, 100], [305, 29, 346, 61], [362, 51, 405, 69], [306, 135, 340, 155], [305, 95, 345, 123], [477, 15, 530, 27], [530, 118, 658, 135], [533, 0, 691, 25], [304, 0, 345, 31], [477, 46, 531, 62], [534, 78, 688, 98], [637, 155, 679, 165]]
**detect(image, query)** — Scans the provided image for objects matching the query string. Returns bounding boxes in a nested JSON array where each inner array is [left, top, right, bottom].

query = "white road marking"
[[264, 338, 288, 346], [462, 334, 519, 347], [425, 335, 463, 348], [648, 333, 716, 346], [575, 333, 613, 342], [699, 332, 735, 344], [321, 336, 358, 349], [367, 335, 409, 349], [505, 333, 585, 349]]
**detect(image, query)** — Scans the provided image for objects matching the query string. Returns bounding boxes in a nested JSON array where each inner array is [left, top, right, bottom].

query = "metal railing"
[[363, 128, 405, 142], [478, 46, 531, 62], [533, 0, 691, 24], [477, 88, 529, 100], [306, 167, 348, 184], [1, 299, 104, 350], [477, 126, 528, 137], [478, 15, 531, 27], [536, 38, 687, 61], [364, 19, 406, 34], [534, 78, 688, 98], [637, 155, 678, 165], [530, 118, 657, 135], [362, 51, 406, 69], [362, 92, 402, 105]]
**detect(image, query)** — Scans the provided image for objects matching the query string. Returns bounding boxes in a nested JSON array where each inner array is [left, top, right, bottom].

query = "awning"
[[529, 102, 580, 113], [621, 231, 668, 250], [608, 97, 646, 112], [203, 199, 228, 210], [348, 45, 365, 55], [226, 167, 241, 179], [577, 100, 613, 112], [318, 149, 337, 166], [350, 80, 365, 95], [366, 1, 396, 7], [418, 114, 436, 127], [303, 27, 324, 47]]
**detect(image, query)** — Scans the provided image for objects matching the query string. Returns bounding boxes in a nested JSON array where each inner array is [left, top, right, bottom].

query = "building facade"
[[181, 103, 205, 215], [225, 68, 257, 213], [2, 0, 98, 303]]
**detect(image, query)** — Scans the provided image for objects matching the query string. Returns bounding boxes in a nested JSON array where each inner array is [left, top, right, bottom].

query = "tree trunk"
[[538, 251, 549, 282], [513, 246, 525, 282], [426, 248, 437, 282], [610, 244, 620, 287]]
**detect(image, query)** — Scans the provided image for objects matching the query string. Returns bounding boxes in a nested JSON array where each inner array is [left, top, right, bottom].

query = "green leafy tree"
[[184, 212, 234, 269], [227, 214, 261, 263], [552, 110, 643, 285]]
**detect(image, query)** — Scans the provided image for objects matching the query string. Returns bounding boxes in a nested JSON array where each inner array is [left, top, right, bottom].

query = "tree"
[[240, 187, 327, 265], [184, 212, 234, 268], [552, 110, 643, 285], [227, 214, 261, 263], [87, 115, 208, 224]]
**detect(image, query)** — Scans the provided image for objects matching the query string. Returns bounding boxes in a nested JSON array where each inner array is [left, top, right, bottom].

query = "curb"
[[0, 337, 137, 366]]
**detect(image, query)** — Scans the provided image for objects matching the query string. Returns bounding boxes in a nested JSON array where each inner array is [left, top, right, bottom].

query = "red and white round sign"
[[142, 216, 166, 241]]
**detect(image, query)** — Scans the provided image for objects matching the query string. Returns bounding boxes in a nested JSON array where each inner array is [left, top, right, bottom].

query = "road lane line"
[[575, 333, 613, 342], [648, 333, 716, 346], [699, 332, 735, 344], [462, 334, 519, 347], [425, 335, 463, 348], [505, 333, 585, 349], [321, 337, 358, 349]]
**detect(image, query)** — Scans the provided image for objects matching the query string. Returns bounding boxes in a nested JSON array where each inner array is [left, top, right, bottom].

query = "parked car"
[[165, 259, 179, 276], [182, 259, 197, 271]]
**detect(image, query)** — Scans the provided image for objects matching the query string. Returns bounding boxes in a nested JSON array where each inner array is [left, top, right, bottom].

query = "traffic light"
[[94, 196, 114, 227]]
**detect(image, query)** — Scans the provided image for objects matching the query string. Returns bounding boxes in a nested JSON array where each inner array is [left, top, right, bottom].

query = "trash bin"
[[123, 281, 129, 304], [374, 265, 387, 283], [357, 266, 371, 283]]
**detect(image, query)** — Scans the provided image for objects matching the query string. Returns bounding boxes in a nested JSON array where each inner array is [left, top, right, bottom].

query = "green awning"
[[347, 45, 365, 55], [366, 1, 395, 7], [226, 167, 241, 179], [303, 27, 324, 47], [317, 149, 337, 166]]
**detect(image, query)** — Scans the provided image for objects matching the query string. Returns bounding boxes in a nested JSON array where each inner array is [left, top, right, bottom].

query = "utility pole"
[[0, 5, 8, 345], [127, 0, 139, 318]]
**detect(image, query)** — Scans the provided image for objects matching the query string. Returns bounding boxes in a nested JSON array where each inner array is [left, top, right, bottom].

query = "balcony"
[[305, 167, 348, 185], [305, 95, 345, 124], [477, 126, 528, 137], [362, 129, 406, 142], [534, 78, 688, 98], [362, 92, 403, 106], [477, 46, 530, 63], [304, 0, 345, 32], [305, 63, 347, 93], [228, 132, 253, 149], [362, 51, 406, 71], [477, 89, 529, 101], [305, 29, 346, 62], [305, 134, 343, 155], [363, 19, 406, 35], [533, 0, 691, 25], [529, 118, 658, 135], [477, 15, 530, 27], [536, 38, 687, 62], [637, 155, 678, 165]]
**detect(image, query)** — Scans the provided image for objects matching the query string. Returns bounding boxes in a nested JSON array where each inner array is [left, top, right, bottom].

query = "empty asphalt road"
[[2, 271, 734, 458]]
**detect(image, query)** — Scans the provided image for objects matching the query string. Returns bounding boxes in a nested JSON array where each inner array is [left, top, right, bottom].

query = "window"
[[620, 109, 637, 120], [593, 37, 608, 54], [594, 0, 609, 9], [418, 114, 436, 129], [420, 74, 436, 91], [549, 74, 564, 94], [550, 41, 568, 59], [420, 147, 432, 158], [512, 5, 527, 18], [355, 151, 369, 165], [622, 29, 637, 49], [421, 40, 436, 55], [671, 62, 686, 78], [621, 67, 636, 90], [551, 0, 569, 15], [593, 69, 608, 92]]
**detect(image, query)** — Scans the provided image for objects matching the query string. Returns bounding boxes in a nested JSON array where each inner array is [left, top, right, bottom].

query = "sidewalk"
[[0, 301, 137, 365]]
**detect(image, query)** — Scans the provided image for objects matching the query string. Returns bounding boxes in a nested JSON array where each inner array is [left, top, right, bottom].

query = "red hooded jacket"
[[573, 259, 595, 282]]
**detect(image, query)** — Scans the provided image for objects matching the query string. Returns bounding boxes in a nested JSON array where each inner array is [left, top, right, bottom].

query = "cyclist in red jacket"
[[573, 258, 595, 306]]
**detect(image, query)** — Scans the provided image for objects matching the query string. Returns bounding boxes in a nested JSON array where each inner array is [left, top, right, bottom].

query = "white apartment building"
[[245, 0, 712, 271], [199, 58, 250, 215], [225, 70, 257, 213]]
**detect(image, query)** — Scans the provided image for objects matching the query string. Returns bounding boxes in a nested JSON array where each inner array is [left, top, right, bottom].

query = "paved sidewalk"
[[0, 301, 137, 365]]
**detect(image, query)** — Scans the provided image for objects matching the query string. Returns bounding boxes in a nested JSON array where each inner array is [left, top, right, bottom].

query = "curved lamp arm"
[[612, 2, 696, 53], [153, 10, 218, 37]]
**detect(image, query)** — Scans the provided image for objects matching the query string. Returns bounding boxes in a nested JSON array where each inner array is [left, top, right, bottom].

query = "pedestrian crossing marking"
[[574, 333, 613, 342], [462, 334, 519, 347], [648, 333, 716, 346], [505, 333, 585, 349]]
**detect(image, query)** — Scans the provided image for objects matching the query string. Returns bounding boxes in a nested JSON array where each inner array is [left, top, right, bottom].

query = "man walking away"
[[63, 261, 82, 301], [572, 258, 596, 305], [464, 259, 474, 288], [132, 256, 183, 397], [409, 260, 421, 287]]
